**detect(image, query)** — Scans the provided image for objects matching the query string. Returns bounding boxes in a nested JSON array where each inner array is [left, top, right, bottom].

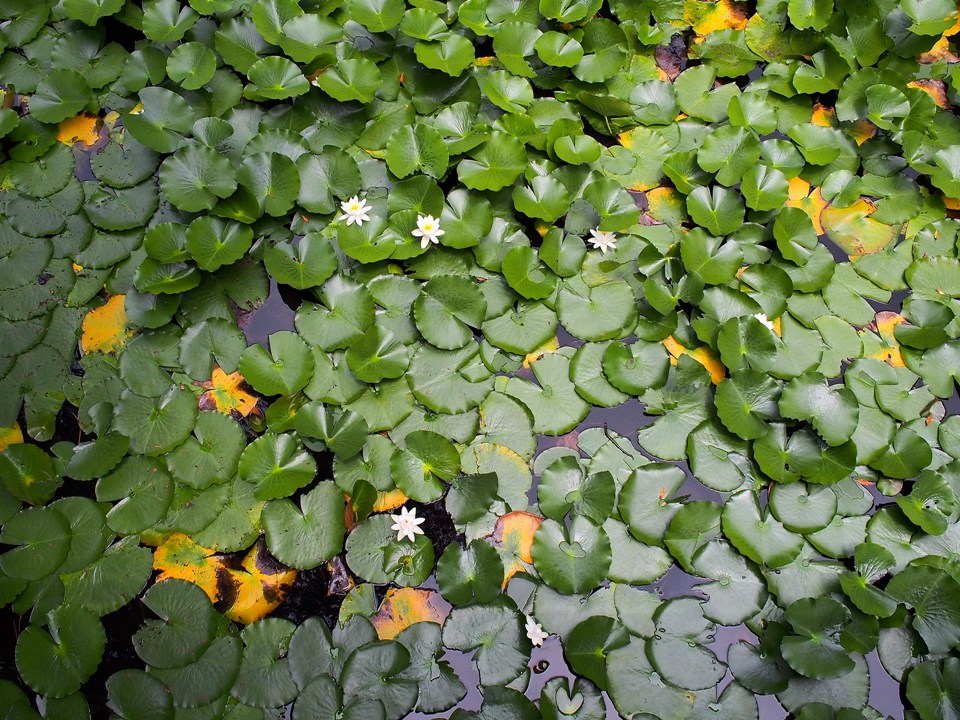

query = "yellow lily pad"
[[80, 295, 131, 355], [370, 587, 451, 640]]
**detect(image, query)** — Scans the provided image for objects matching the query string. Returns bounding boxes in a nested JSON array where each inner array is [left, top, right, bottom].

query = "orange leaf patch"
[[868, 312, 907, 368], [222, 540, 297, 624], [785, 178, 827, 235], [153, 533, 223, 599], [685, 0, 748, 36], [373, 488, 409, 513], [662, 336, 726, 384], [57, 113, 102, 147], [486, 511, 543, 586], [80, 295, 131, 355], [908, 79, 950, 109], [196, 366, 258, 417], [0, 423, 23, 452], [371, 587, 451, 640], [811, 103, 836, 127], [154, 534, 296, 625]]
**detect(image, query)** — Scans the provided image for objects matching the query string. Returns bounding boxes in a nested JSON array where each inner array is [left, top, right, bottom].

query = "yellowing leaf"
[[57, 113, 102, 147], [80, 295, 130, 355], [373, 488, 409, 513], [821, 198, 897, 257], [867, 312, 907, 368], [919, 36, 960, 62], [849, 119, 877, 146], [370, 587, 451, 640], [645, 186, 685, 226], [787, 177, 810, 201], [811, 103, 836, 127], [662, 336, 726, 384], [223, 540, 297, 625], [486, 511, 542, 585], [617, 130, 636, 150], [685, 0, 748, 35], [153, 533, 223, 601], [196, 367, 258, 417], [943, 196, 960, 210], [523, 336, 559, 368], [154, 535, 296, 624], [908, 79, 951, 109], [785, 179, 827, 234], [0, 424, 23, 452]]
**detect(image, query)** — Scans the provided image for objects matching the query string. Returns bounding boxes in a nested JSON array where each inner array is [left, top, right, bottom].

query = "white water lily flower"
[[337, 195, 372, 227], [588, 228, 618, 253], [390, 506, 426, 543], [412, 214, 444, 249], [753, 312, 776, 332], [525, 614, 548, 646]]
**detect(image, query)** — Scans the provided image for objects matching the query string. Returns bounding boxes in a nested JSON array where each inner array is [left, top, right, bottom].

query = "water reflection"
[[239, 279, 297, 347]]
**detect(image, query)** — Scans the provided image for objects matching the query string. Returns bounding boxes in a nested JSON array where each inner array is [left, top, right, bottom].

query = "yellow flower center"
[[423, 224, 433, 231]]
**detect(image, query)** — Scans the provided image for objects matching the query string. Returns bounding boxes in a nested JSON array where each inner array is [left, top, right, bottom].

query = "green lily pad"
[[262, 481, 345, 569], [437, 540, 504, 606], [722, 490, 804, 568], [16, 604, 105, 698], [238, 432, 317, 501], [0, 506, 72, 580], [413, 276, 486, 350], [532, 516, 612, 595], [441, 599, 530, 686], [503, 349, 590, 435], [646, 597, 725, 691], [238, 331, 313, 397], [96, 456, 174, 535]]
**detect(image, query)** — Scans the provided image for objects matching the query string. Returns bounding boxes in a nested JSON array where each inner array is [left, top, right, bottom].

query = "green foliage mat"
[[2, 0, 960, 718]]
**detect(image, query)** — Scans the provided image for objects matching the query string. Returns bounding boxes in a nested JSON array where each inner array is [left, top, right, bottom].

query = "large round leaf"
[[413, 275, 486, 350], [532, 516, 611, 594], [262, 481, 346, 569], [503, 349, 590, 435], [113, 386, 198, 456], [646, 598, 725, 691], [158, 142, 237, 212], [238, 432, 317, 501], [16, 604, 105, 698], [238, 331, 312, 396], [441, 599, 530, 686]]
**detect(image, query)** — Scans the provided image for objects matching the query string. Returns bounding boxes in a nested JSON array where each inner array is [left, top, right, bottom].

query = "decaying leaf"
[[0, 424, 24, 452], [57, 113, 102, 147], [662, 336, 726, 384], [80, 295, 131, 355], [371, 587, 451, 640], [821, 198, 897, 256], [196, 366, 259, 417], [523, 336, 559, 368], [486, 511, 543, 585], [154, 534, 296, 624], [867, 312, 907, 368], [786, 178, 827, 234], [685, 0, 749, 35]]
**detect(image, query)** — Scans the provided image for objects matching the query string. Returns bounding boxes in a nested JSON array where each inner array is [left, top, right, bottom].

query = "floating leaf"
[[80, 294, 130, 354], [370, 587, 450, 640], [196, 366, 258, 417]]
